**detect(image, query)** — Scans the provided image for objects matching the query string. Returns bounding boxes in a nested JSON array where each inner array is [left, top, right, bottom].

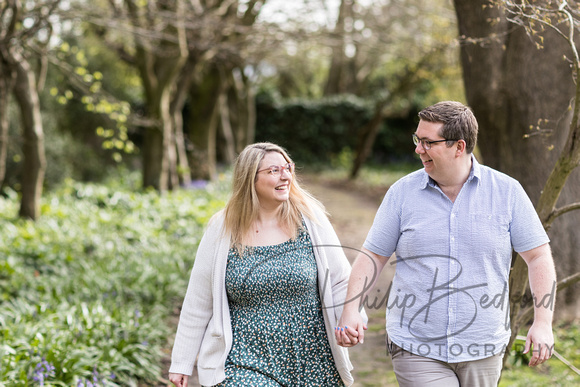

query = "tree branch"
[[548, 201, 580, 223], [516, 271, 580, 326]]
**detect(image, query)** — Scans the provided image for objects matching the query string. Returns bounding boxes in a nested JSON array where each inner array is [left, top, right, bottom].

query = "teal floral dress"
[[212, 226, 344, 387]]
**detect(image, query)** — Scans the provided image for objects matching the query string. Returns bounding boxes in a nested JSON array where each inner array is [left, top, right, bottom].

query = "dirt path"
[[163, 176, 398, 387], [302, 176, 398, 387]]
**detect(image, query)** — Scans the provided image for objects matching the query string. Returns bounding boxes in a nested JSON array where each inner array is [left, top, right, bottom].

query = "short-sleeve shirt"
[[363, 156, 549, 363]]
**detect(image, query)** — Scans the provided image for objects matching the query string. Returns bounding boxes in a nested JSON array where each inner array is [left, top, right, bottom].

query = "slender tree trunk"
[[188, 64, 222, 180], [12, 55, 46, 220], [0, 59, 14, 188], [218, 90, 236, 164], [324, 0, 352, 96], [230, 68, 256, 153], [126, 0, 187, 191], [350, 99, 386, 179], [171, 57, 196, 186]]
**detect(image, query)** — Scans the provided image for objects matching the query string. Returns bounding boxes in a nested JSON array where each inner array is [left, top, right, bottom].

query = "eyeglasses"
[[257, 162, 295, 177], [413, 133, 457, 150]]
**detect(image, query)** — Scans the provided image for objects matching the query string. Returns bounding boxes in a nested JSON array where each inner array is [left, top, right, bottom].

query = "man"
[[335, 101, 556, 386]]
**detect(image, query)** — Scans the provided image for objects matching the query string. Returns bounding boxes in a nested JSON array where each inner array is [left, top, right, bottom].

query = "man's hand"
[[520, 244, 556, 367], [169, 373, 189, 387], [335, 309, 367, 347], [524, 321, 554, 367]]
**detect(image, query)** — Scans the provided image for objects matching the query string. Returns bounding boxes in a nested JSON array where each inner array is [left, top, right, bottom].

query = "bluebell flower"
[[32, 358, 55, 385]]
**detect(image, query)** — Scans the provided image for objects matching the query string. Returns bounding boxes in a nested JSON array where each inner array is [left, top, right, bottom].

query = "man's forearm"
[[528, 253, 557, 324], [521, 243, 557, 323], [343, 248, 389, 313]]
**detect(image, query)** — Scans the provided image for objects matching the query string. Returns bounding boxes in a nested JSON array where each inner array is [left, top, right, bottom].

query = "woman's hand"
[[169, 373, 189, 387]]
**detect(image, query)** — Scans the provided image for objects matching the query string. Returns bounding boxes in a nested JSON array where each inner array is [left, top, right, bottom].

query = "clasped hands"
[[335, 310, 367, 347]]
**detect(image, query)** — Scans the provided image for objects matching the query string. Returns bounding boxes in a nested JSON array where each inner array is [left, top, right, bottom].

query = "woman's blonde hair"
[[223, 142, 325, 254]]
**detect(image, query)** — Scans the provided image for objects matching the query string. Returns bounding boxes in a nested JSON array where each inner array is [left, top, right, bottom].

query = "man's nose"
[[415, 141, 425, 154]]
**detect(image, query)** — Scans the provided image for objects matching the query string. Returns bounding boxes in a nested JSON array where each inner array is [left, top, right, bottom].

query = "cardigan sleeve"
[[169, 214, 223, 375], [309, 207, 368, 324]]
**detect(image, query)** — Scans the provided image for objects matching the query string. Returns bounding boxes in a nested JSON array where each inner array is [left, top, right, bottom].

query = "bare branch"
[[516, 271, 580, 326], [549, 201, 580, 222]]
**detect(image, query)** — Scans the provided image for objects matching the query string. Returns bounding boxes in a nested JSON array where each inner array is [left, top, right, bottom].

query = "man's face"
[[414, 120, 458, 182]]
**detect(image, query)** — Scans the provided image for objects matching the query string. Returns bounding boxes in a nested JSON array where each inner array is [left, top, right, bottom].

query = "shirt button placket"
[[448, 210, 458, 362]]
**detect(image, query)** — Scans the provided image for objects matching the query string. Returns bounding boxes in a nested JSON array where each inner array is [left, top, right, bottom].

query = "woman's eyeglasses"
[[257, 163, 295, 177]]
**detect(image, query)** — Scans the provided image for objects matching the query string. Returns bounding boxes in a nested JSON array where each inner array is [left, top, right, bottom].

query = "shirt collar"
[[420, 153, 481, 189]]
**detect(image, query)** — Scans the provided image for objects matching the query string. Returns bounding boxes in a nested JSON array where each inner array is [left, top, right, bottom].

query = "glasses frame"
[[413, 133, 457, 150], [257, 162, 295, 177]]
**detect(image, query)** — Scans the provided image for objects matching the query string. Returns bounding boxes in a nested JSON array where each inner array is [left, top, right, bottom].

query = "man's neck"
[[436, 155, 472, 202]]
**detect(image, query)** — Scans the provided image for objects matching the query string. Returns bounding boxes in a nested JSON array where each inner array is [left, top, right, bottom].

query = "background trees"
[[2, 0, 578, 323], [2, 0, 580, 384], [0, 0, 63, 220]]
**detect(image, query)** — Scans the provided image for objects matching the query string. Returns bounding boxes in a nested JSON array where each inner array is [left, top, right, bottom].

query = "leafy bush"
[[0, 174, 228, 386], [254, 92, 418, 165]]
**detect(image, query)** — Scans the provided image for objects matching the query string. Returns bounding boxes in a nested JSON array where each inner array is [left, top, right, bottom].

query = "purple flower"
[[32, 358, 55, 386], [186, 180, 209, 190]]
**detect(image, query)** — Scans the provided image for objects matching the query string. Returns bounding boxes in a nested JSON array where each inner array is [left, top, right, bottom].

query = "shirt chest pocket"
[[470, 213, 510, 243]]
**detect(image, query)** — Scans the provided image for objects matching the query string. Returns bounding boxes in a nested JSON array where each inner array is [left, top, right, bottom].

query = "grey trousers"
[[388, 341, 503, 387]]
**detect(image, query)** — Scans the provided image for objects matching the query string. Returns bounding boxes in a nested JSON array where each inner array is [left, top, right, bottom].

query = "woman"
[[169, 142, 361, 387]]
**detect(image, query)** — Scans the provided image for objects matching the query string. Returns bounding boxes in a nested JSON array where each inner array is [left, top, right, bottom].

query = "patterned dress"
[[212, 226, 344, 387]]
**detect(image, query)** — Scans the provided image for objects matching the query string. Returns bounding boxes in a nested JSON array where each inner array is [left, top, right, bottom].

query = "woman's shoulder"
[[201, 209, 227, 240]]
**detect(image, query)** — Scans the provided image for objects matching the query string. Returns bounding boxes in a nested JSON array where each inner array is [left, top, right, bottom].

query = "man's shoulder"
[[391, 168, 426, 188], [478, 163, 521, 188]]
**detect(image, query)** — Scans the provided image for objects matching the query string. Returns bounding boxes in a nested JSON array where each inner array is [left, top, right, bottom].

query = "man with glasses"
[[335, 101, 556, 386]]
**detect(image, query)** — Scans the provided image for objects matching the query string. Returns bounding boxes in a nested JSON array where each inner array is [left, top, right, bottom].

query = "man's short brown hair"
[[418, 101, 478, 154]]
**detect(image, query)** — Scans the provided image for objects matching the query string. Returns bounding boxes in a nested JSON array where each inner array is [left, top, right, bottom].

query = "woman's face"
[[254, 152, 292, 208]]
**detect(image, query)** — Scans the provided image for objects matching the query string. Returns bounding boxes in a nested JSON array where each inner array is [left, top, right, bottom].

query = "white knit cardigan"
[[169, 206, 362, 386]]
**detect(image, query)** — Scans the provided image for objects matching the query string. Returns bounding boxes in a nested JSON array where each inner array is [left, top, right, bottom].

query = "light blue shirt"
[[363, 156, 549, 363]]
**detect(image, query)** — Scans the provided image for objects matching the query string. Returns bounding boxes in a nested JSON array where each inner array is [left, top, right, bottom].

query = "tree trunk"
[[125, 0, 187, 191], [12, 54, 46, 220], [0, 58, 14, 188], [218, 90, 236, 164], [230, 68, 256, 154], [454, 0, 580, 363], [170, 57, 196, 187], [188, 64, 222, 180], [324, 0, 358, 95]]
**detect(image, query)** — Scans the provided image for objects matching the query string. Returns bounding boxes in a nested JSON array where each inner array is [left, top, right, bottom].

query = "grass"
[[500, 321, 580, 386]]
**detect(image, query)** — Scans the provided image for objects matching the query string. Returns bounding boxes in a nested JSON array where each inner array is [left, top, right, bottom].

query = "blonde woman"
[[169, 142, 363, 387]]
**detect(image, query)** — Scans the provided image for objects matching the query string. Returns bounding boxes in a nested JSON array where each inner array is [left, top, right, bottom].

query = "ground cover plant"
[[0, 172, 228, 386]]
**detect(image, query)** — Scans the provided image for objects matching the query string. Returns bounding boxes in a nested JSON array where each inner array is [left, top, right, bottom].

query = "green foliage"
[[500, 322, 580, 386], [0, 173, 229, 385], [255, 93, 418, 165]]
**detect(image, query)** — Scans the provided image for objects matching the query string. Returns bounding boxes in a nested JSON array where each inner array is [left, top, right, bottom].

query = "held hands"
[[169, 373, 189, 387], [524, 321, 554, 367], [334, 310, 367, 347]]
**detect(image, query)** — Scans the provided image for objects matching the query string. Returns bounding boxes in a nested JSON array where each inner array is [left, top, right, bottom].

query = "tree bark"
[[12, 54, 46, 220], [454, 0, 580, 365], [324, 0, 357, 95], [230, 68, 256, 154], [188, 64, 222, 180], [0, 58, 14, 189], [124, 0, 187, 191], [170, 57, 197, 187]]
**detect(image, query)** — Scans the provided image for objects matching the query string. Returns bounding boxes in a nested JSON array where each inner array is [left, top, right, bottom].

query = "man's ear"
[[456, 139, 466, 156]]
